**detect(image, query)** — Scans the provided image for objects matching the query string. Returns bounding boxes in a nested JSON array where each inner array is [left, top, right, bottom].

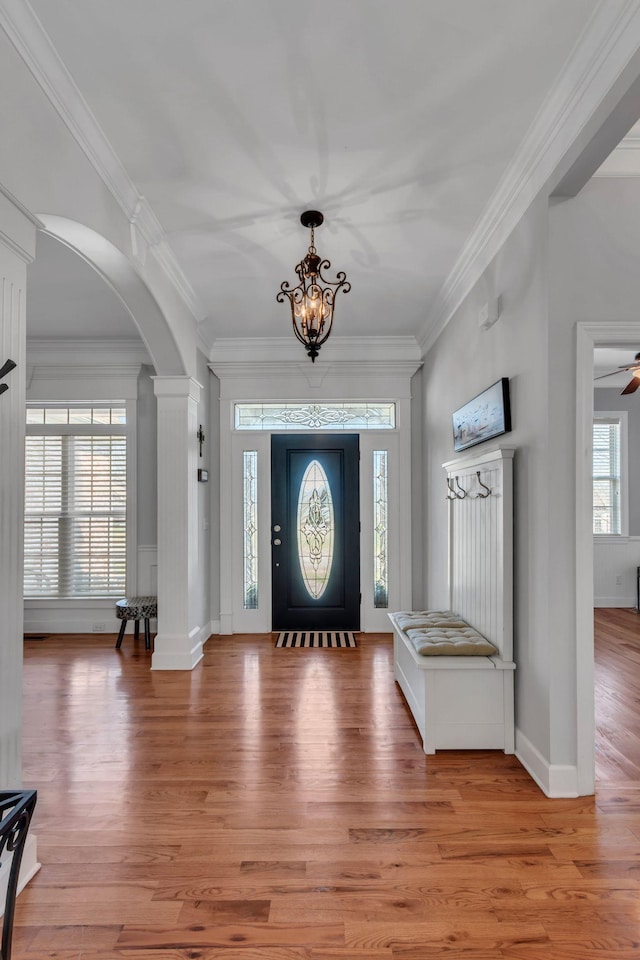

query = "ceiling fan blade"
[[594, 369, 628, 381], [621, 377, 640, 395], [0, 358, 16, 381]]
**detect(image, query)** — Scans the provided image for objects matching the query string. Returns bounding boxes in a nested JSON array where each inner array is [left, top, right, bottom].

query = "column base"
[[151, 632, 204, 671]]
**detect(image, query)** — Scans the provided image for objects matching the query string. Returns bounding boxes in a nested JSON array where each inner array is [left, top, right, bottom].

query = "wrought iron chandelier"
[[277, 211, 351, 362]]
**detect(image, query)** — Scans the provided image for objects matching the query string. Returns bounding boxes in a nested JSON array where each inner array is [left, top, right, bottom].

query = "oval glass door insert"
[[297, 459, 334, 599]]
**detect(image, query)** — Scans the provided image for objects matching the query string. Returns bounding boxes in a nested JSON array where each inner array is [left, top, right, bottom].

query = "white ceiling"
[[21, 0, 609, 348]]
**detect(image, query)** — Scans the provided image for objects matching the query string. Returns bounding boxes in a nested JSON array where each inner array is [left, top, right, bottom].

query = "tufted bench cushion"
[[393, 610, 469, 631], [406, 626, 498, 657]]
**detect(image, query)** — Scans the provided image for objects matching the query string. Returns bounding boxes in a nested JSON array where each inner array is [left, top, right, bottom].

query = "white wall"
[[422, 195, 557, 784]]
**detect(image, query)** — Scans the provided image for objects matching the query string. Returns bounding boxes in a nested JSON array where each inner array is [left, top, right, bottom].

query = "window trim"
[[593, 411, 628, 538], [24, 400, 137, 599]]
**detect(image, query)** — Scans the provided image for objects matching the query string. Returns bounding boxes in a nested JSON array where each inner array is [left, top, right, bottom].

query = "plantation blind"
[[593, 419, 621, 535], [25, 406, 127, 598]]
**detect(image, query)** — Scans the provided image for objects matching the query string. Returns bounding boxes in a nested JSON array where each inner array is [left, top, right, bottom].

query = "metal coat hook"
[[445, 477, 457, 501], [454, 476, 467, 499], [0, 358, 16, 397], [475, 471, 492, 498]]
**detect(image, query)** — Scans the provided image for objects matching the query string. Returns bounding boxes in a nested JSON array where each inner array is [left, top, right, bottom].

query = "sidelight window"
[[243, 451, 259, 608], [373, 450, 389, 607]]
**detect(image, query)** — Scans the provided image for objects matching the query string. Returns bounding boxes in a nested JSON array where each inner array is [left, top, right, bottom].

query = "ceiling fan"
[[595, 352, 640, 395]]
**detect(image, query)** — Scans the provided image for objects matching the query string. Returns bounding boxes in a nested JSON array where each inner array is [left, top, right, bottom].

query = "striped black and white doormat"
[[275, 631, 357, 648]]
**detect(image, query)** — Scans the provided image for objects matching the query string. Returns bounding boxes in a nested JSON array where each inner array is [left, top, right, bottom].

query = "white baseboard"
[[151, 631, 204, 671], [515, 728, 580, 797], [209, 619, 220, 636], [594, 597, 636, 608], [0, 833, 40, 918], [196, 622, 213, 646]]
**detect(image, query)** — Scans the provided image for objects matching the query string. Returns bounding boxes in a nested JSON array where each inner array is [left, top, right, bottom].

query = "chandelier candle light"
[[277, 211, 351, 362]]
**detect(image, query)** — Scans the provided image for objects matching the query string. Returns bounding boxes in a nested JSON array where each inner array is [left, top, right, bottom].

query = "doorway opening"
[[271, 434, 360, 631]]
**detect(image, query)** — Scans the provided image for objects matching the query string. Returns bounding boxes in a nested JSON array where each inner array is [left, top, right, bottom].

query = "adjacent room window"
[[593, 414, 628, 536], [25, 405, 128, 598]]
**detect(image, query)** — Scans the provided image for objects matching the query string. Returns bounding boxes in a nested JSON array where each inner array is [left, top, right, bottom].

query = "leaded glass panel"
[[373, 450, 388, 608], [297, 460, 334, 599], [235, 402, 395, 430], [243, 451, 258, 609]]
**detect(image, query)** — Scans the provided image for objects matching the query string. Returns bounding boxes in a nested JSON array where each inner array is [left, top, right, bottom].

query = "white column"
[[0, 191, 41, 903], [0, 191, 36, 786], [152, 376, 203, 669]]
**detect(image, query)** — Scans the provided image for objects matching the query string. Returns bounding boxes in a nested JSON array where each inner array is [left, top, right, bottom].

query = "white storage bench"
[[391, 445, 517, 755], [389, 610, 515, 755]]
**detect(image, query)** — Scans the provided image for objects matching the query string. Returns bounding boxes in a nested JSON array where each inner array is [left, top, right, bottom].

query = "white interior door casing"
[[228, 428, 404, 633]]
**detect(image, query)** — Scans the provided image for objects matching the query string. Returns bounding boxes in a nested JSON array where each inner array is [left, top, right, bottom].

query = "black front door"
[[271, 434, 360, 630]]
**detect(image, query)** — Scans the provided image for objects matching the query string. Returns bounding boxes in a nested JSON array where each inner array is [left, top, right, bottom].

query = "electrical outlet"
[[615, 575, 623, 586], [92, 622, 106, 632]]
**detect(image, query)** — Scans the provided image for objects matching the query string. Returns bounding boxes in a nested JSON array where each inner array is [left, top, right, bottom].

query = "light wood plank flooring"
[[11, 612, 640, 958]]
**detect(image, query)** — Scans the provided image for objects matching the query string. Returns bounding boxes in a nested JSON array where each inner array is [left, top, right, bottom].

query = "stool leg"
[[115, 620, 127, 649], [134, 619, 140, 640], [144, 618, 151, 651]]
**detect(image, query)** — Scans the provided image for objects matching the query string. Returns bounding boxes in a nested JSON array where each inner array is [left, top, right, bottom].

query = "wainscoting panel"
[[443, 447, 514, 662], [23, 545, 159, 634]]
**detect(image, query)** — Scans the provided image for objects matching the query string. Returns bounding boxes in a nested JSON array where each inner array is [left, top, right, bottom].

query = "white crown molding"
[[418, 0, 640, 355], [209, 336, 422, 365], [0, 182, 41, 261], [28, 363, 142, 382], [26, 362, 143, 400], [26, 337, 151, 365], [0, 0, 205, 320], [209, 359, 422, 382]]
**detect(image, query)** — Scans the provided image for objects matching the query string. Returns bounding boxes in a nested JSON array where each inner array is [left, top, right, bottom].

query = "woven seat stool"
[[115, 596, 157, 651]]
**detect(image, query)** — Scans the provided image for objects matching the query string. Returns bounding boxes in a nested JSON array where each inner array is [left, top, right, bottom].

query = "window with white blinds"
[[25, 406, 128, 598], [593, 416, 626, 535]]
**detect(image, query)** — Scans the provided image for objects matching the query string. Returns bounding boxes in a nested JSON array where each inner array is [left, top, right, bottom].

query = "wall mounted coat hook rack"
[[454, 476, 467, 499], [475, 471, 492, 498], [446, 477, 457, 501]]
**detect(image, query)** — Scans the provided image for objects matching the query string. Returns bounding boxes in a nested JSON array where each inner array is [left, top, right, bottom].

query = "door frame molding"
[[211, 358, 421, 634], [575, 321, 640, 796]]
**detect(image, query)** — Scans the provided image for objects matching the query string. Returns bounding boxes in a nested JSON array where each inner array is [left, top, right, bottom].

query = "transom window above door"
[[234, 402, 395, 431]]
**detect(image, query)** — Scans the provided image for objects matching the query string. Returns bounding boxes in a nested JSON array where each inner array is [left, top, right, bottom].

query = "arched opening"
[[35, 215, 187, 377], [24, 224, 173, 637]]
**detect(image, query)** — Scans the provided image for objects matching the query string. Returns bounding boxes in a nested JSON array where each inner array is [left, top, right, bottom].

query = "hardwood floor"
[[11, 614, 640, 958]]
